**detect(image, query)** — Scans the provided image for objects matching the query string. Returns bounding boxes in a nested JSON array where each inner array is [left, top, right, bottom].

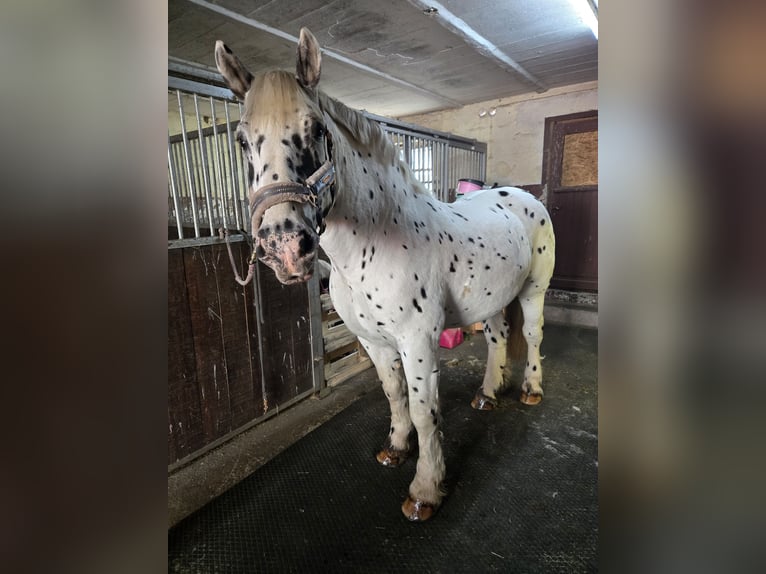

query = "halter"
[[248, 156, 335, 238], [222, 119, 336, 286]]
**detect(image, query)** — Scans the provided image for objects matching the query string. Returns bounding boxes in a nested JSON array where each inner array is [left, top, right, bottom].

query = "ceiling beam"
[[406, 0, 548, 93], [186, 0, 463, 107]]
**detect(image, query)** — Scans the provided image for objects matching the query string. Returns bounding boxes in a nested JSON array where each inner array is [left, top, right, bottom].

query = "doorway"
[[542, 110, 598, 292]]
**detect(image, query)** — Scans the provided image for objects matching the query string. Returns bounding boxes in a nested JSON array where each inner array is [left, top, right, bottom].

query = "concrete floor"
[[169, 323, 598, 572]]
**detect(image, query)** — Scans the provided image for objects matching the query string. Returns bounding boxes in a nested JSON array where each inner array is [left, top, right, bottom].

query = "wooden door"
[[542, 111, 598, 292]]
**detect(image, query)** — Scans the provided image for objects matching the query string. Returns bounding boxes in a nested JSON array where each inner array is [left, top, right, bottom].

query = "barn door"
[[542, 110, 598, 292]]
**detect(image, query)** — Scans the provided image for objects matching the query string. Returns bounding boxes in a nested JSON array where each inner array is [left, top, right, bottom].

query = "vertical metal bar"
[[224, 101, 243, 230], [438, 142, 445, 201], [168, 134, 184, 239], [443, 143, 449, 201], [193, 94, 215, 235], [420, 139, 424, 183], [171, 143, 185, 222], [233, 103, 249, 229], [190, 142, 202, 223], [427, 141, 433, 191], [435, 141, 441, 199], [452, 145, 456, 197], [178, 143, 191, 222], [417, 139, 422, 183], [176, 91, 201, 238], [236, 143, 249, 227], [210, 99, 230, 229], [404, 135, 411, 167], [466, 149, 471, 180]]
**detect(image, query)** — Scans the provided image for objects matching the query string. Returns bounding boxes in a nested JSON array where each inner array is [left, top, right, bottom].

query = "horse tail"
[[538, 183, 549, 207], [506, 297, 527, 361]]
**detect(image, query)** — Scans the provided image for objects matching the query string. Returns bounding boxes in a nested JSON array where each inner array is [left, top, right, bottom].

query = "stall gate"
[[168, 72, 486, 469]]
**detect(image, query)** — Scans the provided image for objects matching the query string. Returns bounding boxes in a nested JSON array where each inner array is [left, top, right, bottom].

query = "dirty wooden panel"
[[183, 246, 232, 443], [168, 249, 204, 463], [211, 242, 260, 430], [257, 265, 313, 410]]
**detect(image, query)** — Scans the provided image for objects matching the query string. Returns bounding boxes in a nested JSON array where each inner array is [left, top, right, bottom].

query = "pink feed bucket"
[[456, 178, 484, 195]]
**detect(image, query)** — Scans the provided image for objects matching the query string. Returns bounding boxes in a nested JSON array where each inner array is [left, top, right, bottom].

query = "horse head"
[[215, 29, 330, 285]]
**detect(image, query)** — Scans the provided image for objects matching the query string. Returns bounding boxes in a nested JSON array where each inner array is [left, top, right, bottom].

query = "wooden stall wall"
[[168, 238, 314, 467]]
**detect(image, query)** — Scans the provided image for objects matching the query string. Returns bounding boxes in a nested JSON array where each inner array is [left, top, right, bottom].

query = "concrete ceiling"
[[169, 0, 598, 117]]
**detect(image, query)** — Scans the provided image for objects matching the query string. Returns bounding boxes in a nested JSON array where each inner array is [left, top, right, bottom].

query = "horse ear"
[[296, 28, 321, 89], [214, 41, 253, 100]]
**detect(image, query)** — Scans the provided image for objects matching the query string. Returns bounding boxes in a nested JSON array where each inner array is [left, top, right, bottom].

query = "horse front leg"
[[358, 338, 412, 467], [399, 340, 445, 521]]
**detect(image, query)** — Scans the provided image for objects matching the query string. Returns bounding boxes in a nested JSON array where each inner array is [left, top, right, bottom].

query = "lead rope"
[[220, 227, 255, 286]]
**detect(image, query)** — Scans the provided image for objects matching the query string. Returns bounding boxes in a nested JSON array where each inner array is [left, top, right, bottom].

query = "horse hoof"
[[401, 496, 438, 522], [376, 446, 407, 467], [470, 390, 497, 410], [520, 391, 543, 405]]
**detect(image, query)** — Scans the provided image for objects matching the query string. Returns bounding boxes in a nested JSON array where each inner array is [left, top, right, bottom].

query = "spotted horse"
[[215, 28, 556, 521]]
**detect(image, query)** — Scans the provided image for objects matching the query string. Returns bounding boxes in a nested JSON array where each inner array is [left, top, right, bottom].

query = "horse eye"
[[237, 135, 249, 150], [312, 122, 325, 139]]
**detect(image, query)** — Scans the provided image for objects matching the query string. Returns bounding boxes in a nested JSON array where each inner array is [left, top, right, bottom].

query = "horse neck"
[[320, 135, 414, 264]]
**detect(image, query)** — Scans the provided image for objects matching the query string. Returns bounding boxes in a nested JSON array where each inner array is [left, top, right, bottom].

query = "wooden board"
[[168, 249, 205, 461], [257, 263, 314, 410], [168, 240, 313, 466]]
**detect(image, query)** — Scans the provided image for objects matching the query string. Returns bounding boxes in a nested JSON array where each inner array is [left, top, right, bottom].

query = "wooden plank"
[[324, 340, 359, 364], [323, 326, 359, 354], [324, 349, 362, 379], [327, 359, 373, 388], [168, 249, 205, 464], [257, 264, 314, 409], [212, 242, 258, 430], [320, 293, 335, 313], [183, 246, 231, 443], [322, 316, 345, 337]]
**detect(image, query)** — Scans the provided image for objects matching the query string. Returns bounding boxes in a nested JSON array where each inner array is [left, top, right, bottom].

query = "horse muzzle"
[[256, 226, 319, 285]]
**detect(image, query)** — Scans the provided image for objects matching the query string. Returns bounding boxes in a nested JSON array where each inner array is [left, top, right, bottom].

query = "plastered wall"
[[399, 81, 598, 186]]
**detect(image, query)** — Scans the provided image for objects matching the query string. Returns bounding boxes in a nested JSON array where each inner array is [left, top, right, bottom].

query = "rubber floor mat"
[[169, 325, 597, 573]]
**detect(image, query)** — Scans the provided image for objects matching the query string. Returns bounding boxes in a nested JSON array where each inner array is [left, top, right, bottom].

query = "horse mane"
[[317, 91, 431, 197]]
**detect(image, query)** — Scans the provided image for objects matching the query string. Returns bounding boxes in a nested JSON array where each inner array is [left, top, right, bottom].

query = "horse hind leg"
[[358, 338, 412, 467], [471, 312, 510, 410], [517, 289, 547, 405]]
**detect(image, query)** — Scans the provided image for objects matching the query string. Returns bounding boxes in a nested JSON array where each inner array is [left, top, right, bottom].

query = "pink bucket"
[[439, 328, 464, 349], [456, 178, 484, 195]]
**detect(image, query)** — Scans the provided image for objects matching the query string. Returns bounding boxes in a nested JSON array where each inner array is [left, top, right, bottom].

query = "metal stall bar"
[[224, 101, 243, 231], [176, 91, 201, 238], [209, 97, 230, 230], [193, 94, 215, 235], [168, 135, 184, 239]]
